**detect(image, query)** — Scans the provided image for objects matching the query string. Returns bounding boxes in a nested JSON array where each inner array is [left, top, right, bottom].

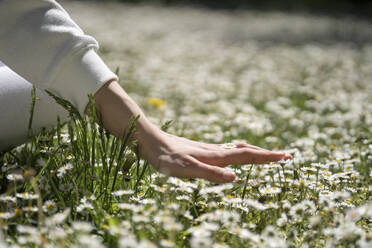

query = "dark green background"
[[108, 0, 372, 15]]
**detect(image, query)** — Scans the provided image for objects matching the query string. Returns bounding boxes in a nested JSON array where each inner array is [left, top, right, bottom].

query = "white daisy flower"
[[221, 143, 237, 149], [16, 192, 39, 200], [57, 163, 74, 178], [6, 173, 24, 181], [43, 200, 57, 214]]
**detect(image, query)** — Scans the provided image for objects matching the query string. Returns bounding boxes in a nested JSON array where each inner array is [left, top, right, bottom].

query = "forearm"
[[85, 79, 158, 147]]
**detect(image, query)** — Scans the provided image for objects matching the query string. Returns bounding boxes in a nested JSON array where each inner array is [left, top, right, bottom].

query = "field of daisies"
[[1, 1, 372, 247]]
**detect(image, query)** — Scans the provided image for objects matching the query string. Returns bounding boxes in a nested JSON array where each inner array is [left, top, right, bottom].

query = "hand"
[[90, 80, 291, 184], [136, 123, 291, 183]]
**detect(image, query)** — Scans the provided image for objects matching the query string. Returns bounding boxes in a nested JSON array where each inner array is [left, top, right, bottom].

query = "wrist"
[[88, 79, 167, 157], [134, 118, 172, 162], [135, 118, 162, 147]]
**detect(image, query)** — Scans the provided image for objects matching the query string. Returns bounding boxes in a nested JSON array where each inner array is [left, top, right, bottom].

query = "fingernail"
[[223, 171, 235, 181]]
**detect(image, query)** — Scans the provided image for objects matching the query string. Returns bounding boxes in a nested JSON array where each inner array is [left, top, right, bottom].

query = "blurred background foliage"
[[85, 0, 372, 16]]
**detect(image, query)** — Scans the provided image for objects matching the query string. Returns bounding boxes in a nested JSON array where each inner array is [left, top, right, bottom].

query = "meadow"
[[0, 1, 371, 247]]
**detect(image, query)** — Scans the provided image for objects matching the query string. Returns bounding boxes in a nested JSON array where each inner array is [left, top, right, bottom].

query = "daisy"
[[57, 163, 74, 178], [43, 200, 57, 214], [22, 205, 38, 212], [111, 189, 134, 197], [59, 183, 73, 192], [259, 186, 281, 195], [221, 143, 237, 149], [6, 173, 24, 181], [0, 211, 15, 219], [1, 163, 18, 172], [16, 192, 39, 200], [72, 221, 94, 232], [160, 240, 175, 248], [0, 195, 16, 203]]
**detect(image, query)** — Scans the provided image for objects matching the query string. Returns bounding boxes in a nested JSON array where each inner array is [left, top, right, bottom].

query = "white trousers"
[[0, 61, 69, 151]]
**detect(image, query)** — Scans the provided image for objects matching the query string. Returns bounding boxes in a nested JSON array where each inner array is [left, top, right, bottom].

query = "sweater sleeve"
[[0, 0, 118, 115]]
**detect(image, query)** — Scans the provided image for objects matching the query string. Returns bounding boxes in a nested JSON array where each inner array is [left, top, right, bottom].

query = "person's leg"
[[0, 61, 69, 151]]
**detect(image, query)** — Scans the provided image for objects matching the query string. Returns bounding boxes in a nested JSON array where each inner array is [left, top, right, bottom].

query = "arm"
[[1, 0, 290, 183], [91, 80, 291, 183], [0, 0, 116, 114]]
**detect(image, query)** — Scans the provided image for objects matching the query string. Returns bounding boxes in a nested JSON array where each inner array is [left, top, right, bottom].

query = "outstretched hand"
[[91, 80, 291, 184], [137, 125, 291, 183]]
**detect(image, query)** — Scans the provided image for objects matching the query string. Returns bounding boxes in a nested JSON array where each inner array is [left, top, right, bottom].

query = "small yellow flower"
[[148, 98, 166, 110]]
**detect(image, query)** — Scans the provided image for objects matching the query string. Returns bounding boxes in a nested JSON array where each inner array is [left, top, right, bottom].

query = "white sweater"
[[0, 0, 118, 115]]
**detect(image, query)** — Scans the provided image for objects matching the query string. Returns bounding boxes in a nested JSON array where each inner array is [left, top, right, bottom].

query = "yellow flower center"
[[14, 209, 22, 216]]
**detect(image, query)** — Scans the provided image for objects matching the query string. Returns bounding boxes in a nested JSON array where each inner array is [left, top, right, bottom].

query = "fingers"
[[156, 155, 236, 183], [187, 156, 236, 183], [152, 137, 291, 184], [194, 148, 290, 167], [178, 135, 276, 154], [234, 148, 290, 164]]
